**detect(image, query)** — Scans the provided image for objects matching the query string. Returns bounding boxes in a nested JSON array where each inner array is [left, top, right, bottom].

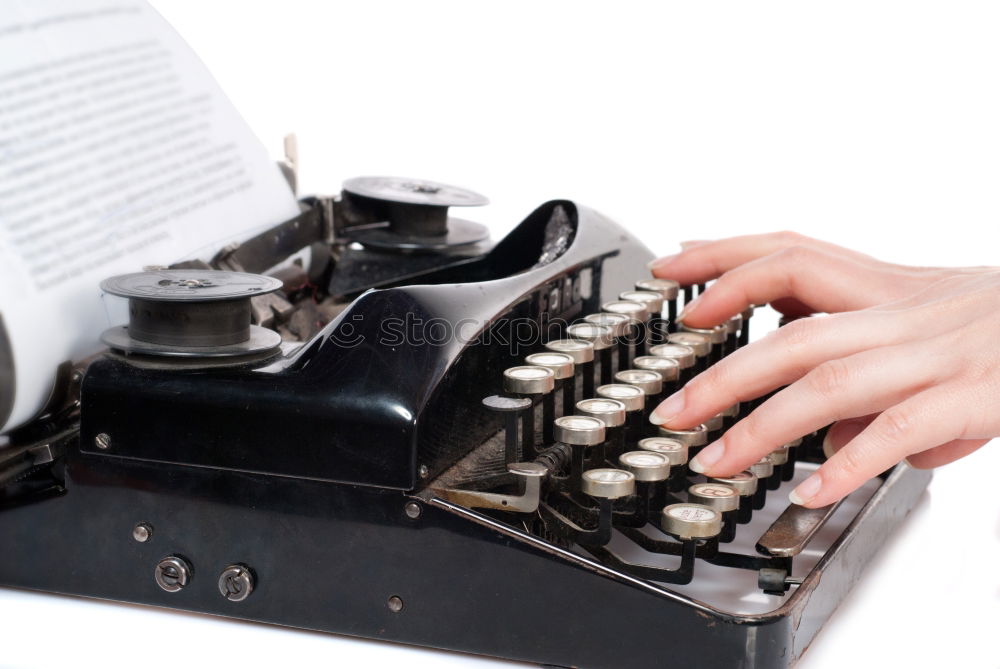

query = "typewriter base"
[[0, 444, 930, 669]]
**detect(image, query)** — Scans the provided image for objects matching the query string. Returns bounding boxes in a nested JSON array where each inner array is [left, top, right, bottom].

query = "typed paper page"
[[0, 0, 301, 431]]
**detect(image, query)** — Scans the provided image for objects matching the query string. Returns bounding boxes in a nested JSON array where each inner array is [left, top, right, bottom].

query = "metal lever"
[[431, 462, 546, 513], [756, 500, 844, 557]]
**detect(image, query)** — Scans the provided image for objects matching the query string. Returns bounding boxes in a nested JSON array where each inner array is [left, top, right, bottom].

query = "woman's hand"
[[647, 232, 1000, 508]]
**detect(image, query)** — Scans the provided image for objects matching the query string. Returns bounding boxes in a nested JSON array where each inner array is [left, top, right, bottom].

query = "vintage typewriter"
[[0, 176, 930, 668]]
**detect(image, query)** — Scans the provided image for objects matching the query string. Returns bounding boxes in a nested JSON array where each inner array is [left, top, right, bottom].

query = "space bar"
[[756, 501, 843, 557]]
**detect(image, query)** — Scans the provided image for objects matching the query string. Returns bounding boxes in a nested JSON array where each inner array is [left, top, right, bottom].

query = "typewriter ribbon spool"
[[99, 269, 283, 368], [341, 175, 490, 252]]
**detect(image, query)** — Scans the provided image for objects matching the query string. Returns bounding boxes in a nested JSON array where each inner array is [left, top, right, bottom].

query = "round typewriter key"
[[596, 384, 645, 412], [709, 471, 758, 497], [553, 415, 606, 446], [688, 482, 739, 513], [614, 369, 663, 395], [619, 290, 664, 314], [575, 398, 626, 428], [769, 445, 790, 466], [503, 366, 555, 394], [661, 503, 722, 540], [648, 343, 696, 369], [601, 300, 649, 323], [632, 356, 680, 382], [544, 339, 595, 364], [721, 403, 740, 418], [584, 312, 631, 337], [635, 278, 680, 301], [724, 315, 743, 336], [581, 468, 636, 499], [638, 437, 689, 465], [619, 451, 671, 482], [567, 323, 614, 350], [678, 322, 727, 345], [750, 457, 774, 479], [742, 306, 755, 320], [657, 424, 708, 447], [525, 352, 574, 380], [666, 332, 711, 358], [704, 412, 725, 432]]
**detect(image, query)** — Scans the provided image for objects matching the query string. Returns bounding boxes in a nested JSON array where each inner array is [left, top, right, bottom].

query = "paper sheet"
[[0, 0, 301, 432]]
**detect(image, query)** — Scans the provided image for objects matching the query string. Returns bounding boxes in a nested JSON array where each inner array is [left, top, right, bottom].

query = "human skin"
[[646, 232, 999, 508]]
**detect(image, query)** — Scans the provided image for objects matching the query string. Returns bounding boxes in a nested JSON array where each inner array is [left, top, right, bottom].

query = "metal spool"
[[341, 176, 489, 252], [100, 269, 283, 369]]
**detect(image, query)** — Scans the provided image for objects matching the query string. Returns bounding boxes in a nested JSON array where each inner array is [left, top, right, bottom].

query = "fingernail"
[[679, 240, 709, 249], [649, 390, 685, 425], [678, 296, 701, 320], [789, 474, 822, 506], [647, 254, 677, 272], [689, 440, 724, 474]]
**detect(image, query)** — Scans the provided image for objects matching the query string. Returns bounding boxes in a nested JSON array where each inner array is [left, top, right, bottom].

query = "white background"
[[2, 2, 999, 668]]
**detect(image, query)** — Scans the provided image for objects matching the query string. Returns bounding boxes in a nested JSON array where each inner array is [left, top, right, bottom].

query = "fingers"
[[675, 246, 909, 329], [648, 231, 878, 286], [905, 439, 991, 469], [652, 307, 958, 431], [686, 341, 947, 479], [789, 383, 968, 507]]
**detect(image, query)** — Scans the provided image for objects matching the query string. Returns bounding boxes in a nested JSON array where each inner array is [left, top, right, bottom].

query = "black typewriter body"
[[0, 183, 930, 669]]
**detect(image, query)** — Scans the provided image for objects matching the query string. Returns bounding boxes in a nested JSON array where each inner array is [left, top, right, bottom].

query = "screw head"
[[132, 523, 153, 543], [154, 556, 192, 593], [418, 465, 429, 479], [404, 501, 422, 519], [387, 595, 404, 613], [95, 433, 111, 450], [218, 564, 255, 602]]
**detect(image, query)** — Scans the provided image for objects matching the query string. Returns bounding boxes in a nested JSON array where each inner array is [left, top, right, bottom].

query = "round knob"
[[661, 503, 722, 540], [544, 339, 595, 364], [632, 356, 679, 382], [524, 352, 574, 380], [703, 412, 725, 431], [553, 415, 606, 446], [666, 332, 711, 358], [596, 384, 645, 412], [566, 323, 614, 350], [619, 290, 663, 314], [619, 450, 671, 482], [688, 482, 740, 513], [750, 457, 775, 479], [154, 556, 192, 593], [581, 468, 636, 499], [657, 424, 708, 447], [648, 343, 696, 370], [601, 300, 649, 323], [614, 369, 663, 395], [678, 322, 727, 344], [635, 278, 680, 301], [575, 398, 627, 428], [769, 445, 790, 466], [583, 312, 631, 337], [218, 564, 255, 602], [721, 403, 740, 418], [638, 437, 689, 465], [503, 365, 555, 394], [709, 471, 758, 497]]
